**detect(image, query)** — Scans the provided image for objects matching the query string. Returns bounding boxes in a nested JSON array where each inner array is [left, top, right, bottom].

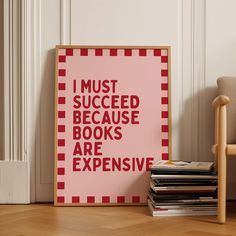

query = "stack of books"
[[148, 160, 218, 216]]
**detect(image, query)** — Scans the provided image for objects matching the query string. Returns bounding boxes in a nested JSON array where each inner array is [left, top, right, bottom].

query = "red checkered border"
[[56, 48, 170, 204], [56, 195, 141, 204]]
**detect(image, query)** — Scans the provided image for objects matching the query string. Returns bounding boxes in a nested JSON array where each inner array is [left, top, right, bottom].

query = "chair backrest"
[[217, 77, 236, 143]]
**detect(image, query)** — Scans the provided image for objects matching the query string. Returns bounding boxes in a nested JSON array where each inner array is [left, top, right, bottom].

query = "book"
[[148, 193, 217, 205], [150, 182, 217, 193], [152, 179, 217, 186], [148, 199, 217, 216], [149, 190, 217, 201], [151, 170, 215, 175], [151, 174, 217, 180], [148, 161, 217, 217], [152, 160, 214, 172], [149, 199, 217, 207]]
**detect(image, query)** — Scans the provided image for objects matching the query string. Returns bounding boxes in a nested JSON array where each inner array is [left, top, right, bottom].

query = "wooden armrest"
[[212, 95, 230, 108]]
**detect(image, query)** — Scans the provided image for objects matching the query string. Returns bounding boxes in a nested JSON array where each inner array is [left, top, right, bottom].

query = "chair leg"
[[217, 151, 226, 223], [217, 106, 227, 224]]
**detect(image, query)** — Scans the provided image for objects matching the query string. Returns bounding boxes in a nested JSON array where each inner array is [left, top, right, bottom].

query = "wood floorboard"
[[0, 203, 236, 236]]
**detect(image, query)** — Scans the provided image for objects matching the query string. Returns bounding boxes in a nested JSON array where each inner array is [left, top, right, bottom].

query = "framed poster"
[[54, 46, 171, 205]]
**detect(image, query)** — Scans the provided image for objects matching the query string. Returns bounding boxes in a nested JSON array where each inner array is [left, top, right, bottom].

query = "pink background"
[[56, 48, 169, 204]]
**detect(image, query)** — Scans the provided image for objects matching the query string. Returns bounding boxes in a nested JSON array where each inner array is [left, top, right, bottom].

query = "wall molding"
[[60, 0, 71, 44], [3, 0, 31, 162], [0, 161, 29, 203], [180, 0, 206, 162], [193, 0, 207, 161], [0, 0, 3, 160], [34, 0, 68, 202], [1, 0, 32, 203], [3, 0, 12, 161]]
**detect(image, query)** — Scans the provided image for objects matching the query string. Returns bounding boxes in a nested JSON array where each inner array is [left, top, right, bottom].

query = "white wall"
[[0, 0, 30, 203], [34, 0, 236, 201], [3, 0, 236, 202], [33, 0, 185, 201], [205, 0, 236, 198]]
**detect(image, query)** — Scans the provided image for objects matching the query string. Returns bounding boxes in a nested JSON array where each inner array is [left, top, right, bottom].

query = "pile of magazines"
[[148, 160, 217, 216]]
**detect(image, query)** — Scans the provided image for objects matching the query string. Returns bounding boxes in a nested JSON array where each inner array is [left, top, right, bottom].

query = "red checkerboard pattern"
[[87, 196, 95, 203], [57, 196, 65, 203], [56, 49, 68, 205], [72, 196, 80, 203], [159, 49, 169, 161], [95, 48, 103, 56], [102, 196, 110, 203], [57, 182, 65, 189], [110, 49, 117, 56], [58, 153, 65, 161], [58, 125, 65, 132], [132, 196, 140, 203], [58, 83, 66, 90], [80, 48, 88, 56], [56, 47, 170, 204], [139, 49, 147, 56], [117, 196, 125, 203], [124, 49, 132, 56]]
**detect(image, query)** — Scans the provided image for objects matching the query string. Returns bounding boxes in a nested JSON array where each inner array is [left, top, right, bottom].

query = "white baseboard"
[[0, 161, 30, 204]]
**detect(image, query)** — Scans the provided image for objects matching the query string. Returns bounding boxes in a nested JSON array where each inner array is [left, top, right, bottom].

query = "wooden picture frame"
[[54, 45, 171, 206]]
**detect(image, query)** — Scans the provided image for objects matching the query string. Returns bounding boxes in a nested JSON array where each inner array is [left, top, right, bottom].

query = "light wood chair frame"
[[212, 95, 234, 223]]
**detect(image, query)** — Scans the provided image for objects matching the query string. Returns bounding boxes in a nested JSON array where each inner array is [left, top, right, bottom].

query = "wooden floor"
[[0, 203, 236, 236]]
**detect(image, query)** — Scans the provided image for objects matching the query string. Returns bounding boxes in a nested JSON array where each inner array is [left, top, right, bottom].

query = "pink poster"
[[55, 46, 171, 205]]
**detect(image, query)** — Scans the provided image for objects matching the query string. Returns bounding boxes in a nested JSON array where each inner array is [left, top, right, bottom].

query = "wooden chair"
[[212, 77, 236, 223]]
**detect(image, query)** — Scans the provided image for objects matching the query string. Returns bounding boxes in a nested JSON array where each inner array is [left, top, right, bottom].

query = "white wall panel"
[[34, 0, 61, 201], [24, 0, 236, 201], [33, 0, 211, 201], [205, 0, 236, 199]]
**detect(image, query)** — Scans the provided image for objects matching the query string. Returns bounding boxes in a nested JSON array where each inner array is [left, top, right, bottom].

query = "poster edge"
[[53, 45, 172, 206]]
